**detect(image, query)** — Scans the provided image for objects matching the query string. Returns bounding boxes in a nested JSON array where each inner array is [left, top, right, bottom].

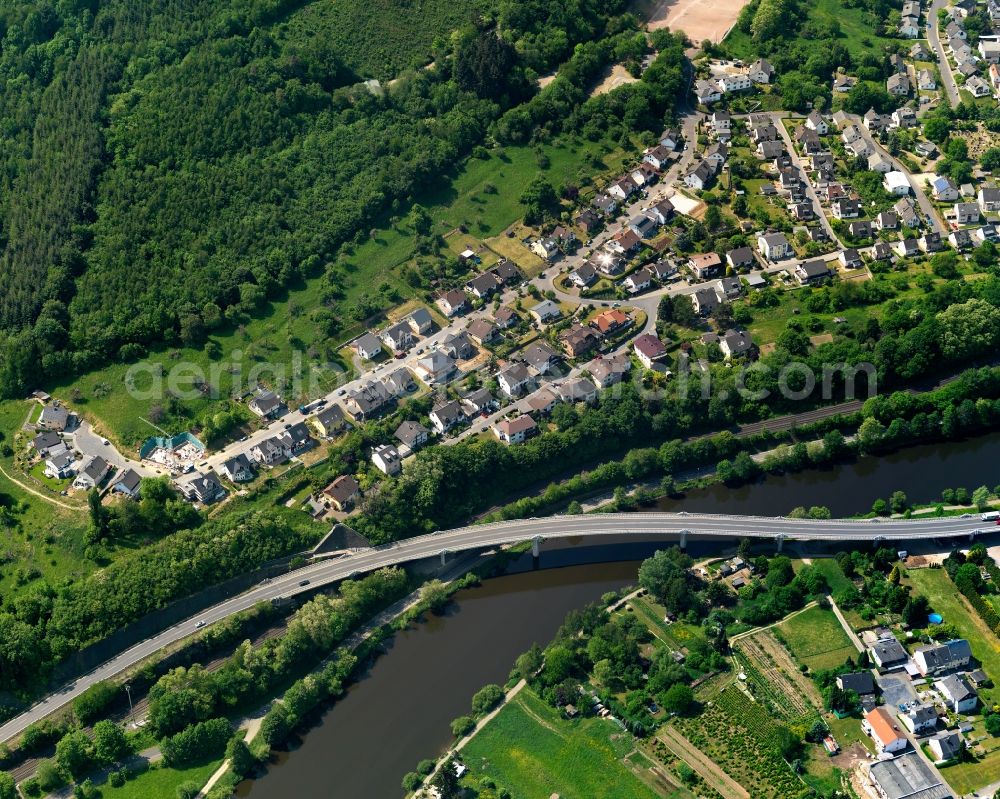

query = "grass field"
[[808, 559, 854, 596], [906, 568, 1000, 704], [94, 759, 221, 799], [461, 688, 668, 799], [776, 605, 858, 672], [628, 596, 707, 653]]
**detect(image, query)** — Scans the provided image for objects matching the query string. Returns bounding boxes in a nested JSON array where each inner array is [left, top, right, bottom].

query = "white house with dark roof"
[[935, 674, 977, 712], [429, 400, 466, 435], [371, 443, 402, 476], [73, 456, 111, 490], [219, 454, 254, 483], [112, 468, 143, 498]]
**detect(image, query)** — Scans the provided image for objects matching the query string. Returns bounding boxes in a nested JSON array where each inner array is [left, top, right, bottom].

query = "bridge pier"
[[970, 530, 978, 541], [679, 530, 688, 549], [775, 534, 784, 553], [532, 536, 542, 558], [440, 549, 448, 566]]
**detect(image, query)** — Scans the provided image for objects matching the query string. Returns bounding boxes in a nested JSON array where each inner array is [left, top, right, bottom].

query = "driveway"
[[68, 420, 156, 478]]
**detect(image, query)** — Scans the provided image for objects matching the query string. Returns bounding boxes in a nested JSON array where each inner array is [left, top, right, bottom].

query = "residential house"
[[846, 137, 873, 158], [497, 363, 534, 397], [887, 73, 911, 96], [917, 68, 937, 90], [643, 144, 674, 170], [915, 140, 939, 158], [633, 333, 667, 368], [586, 353, 632, 388], [526, 387, 559, 416], [180, 473, 225, 504], [465, 271, 502, 299], [919, 231, 943, 252], [218, 454, 254, 483], [623, 267, 653, 294], [630, 162, 659, 187], [895, 196, 922, 227], [344, 381, 395, 420], [250, 436, 290, 465], [648, 198, 675, 225], [529, 300, 562, 325], [609, 228, 643, 256], [805, 110, 828, 134], [848, 221, 873, 240], [979, 39, 1000, 62], [429, 400, 466, 435], [832, 197, 862, 219], [575, 208, 602, 233], [935, 674, 978, 712], [659, 128, 682, 150], [568, 262, 598, 288], [757, 232, 791, 260], [407, 307, 434, 335], [974, 224, 1000, 245], [494, 307, 519, 329], [875, 211, 899, 231], [913, 639, 972, 676], [73, 456, 110, 490], [591, 308, 631, 335], [966, 75, 992, 97], [521, 341, 561, 374], [371, 443, 402, 476], [560, 324, 601, 358], [833, 74, 856, 92], [710, 110, 731, 137], [492, 415, 538, 445], [870, 636, 908, 669], [607, 176, 638, 201], [863, 707, 908, 753], [589, 251, 626, 276], [911, 42, 931, 60], [437, 289, 470, 317], [31, 431, 62, 456], [720, 329, 753, 359], [45, 451, 75, 479], [949, 228, 973, 250], [413, 351, 456, 385], [894, 238, 921, 258], [688, 252, 723, 279], [628, 213, 659, 239], [727, 247, 755, 270], [694, 78, 722, 105], [461, 388, 496, 416], [928, 732, 963, 762], [322, 475, 360, 512], [593, 193, 618, 216], [899, 703, 939, 735], [794, 260, 833, 284], [979, 186, 1000, 213], [757, 140, 784, 160], [946, 19, 967, 40], [836, 672, 875, 696], [352, 332, 384, 362], [839, 248, 864, 268], [718, 73, 752, 93], [649, 260, 677, 282], [748, 58, 775, 83], [311, 405, 346, 438], [884, 171, 911, 196], [381, 321, 414, 353], [558, 377, 599, 404], [868, 153, 893, 174], [899, 15, 920, 37], [530, 237, 560, 261], [38, 402, 70, 431], [841, 124, 863, 144], [466, 318, 498, 346], [111, 468, 143, 499], [955, 201, 981, 224], [683, 159, 717, 191]]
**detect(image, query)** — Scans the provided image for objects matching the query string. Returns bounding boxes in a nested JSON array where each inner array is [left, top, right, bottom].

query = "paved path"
[[827, 595, 865, 653], [0, 462, 79, 510]]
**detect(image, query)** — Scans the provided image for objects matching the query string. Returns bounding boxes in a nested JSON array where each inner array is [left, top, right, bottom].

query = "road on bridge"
[[0, 511, 985, 745]]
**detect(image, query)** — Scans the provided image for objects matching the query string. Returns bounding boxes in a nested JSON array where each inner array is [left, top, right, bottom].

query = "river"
[[238, 431, 1000, 798]]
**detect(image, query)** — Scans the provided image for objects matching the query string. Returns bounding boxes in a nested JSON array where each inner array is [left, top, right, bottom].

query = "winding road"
[[0, 510, 988, 746]]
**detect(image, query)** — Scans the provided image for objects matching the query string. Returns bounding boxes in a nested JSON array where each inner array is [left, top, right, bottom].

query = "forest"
[[0, 0, 690, 399]]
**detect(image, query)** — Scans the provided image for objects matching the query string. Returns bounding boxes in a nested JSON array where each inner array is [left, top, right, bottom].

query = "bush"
[[73, 681, 119, 725], [35, 759, 64, 792], [176, 781, 201, 799], [451, 715, 475, 737], [108, 769, 127, 788], [471, 684, 505, 716], [161, 718, 232, 767], [401, 772, 423, 791]]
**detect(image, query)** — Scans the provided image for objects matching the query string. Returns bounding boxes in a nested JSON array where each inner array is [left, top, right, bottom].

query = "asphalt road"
[[0, 510, 987, 746], [927, 0, 961, 106]]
